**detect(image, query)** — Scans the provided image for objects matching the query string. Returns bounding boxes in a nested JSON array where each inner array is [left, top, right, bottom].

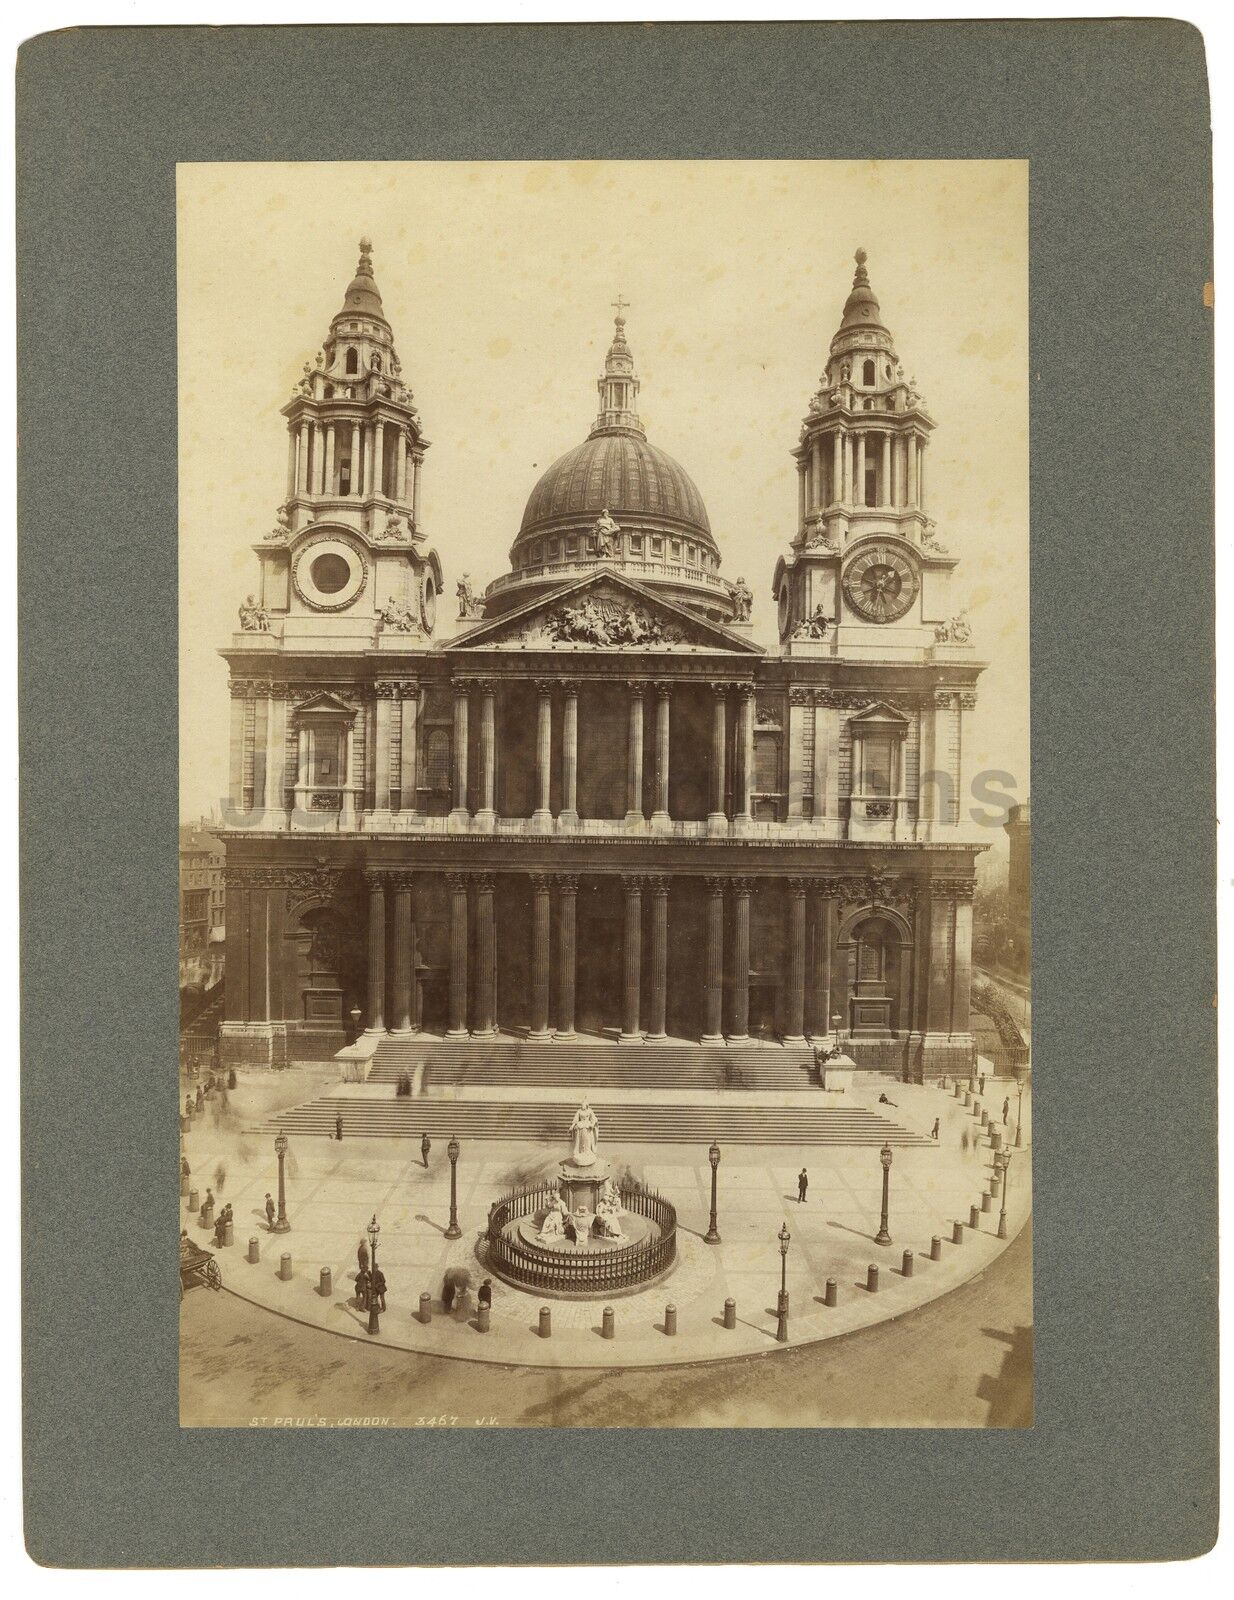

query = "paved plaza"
[[181, 1066, 1032, 1371]]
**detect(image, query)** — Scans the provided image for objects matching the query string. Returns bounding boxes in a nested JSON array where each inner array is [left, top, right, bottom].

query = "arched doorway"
[[840, 910, 911, 1037]]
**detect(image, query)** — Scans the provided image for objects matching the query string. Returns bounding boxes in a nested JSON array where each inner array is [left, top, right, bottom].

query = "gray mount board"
[[17, 20, 1216, 1567]]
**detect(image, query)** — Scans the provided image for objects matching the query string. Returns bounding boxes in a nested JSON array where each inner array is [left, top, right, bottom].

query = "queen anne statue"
[[569, 1098, 599, 1167]]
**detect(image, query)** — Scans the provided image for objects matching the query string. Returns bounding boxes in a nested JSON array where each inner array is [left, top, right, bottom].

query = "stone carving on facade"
[[539, 596, 684, 648], [729, 575, 753, 621], [266, 503, 293, 543], [792, 601, 830, 639], [456, 574, 484, 619], [592, 508, 620, 557], [378, 595, 423, 634], [238, 595, 271, 633], [934, 610, 972, 645], [755, 700, 781, 726], [375, 512, 410, 542]]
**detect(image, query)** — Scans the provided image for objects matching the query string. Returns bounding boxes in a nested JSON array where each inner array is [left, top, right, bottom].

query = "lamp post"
[[705, 1141, 721, 1244], [875, 1141, 893, 1246], [366, 1213, 381, 1334], [272, 1134, 291, 1233], [776, 1221, 791, 1342], [997, 1149, 1012, 1240], [445, 1137, 462, 1239], [831, 1011, 842, 1052], [349, 1005, 362, 1043], [1015, 1077, 1026, 1148]]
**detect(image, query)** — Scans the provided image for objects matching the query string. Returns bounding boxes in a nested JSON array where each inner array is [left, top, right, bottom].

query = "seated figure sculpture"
[[595, 1178, 624, 1240], [538, 1185, 569, 1242]]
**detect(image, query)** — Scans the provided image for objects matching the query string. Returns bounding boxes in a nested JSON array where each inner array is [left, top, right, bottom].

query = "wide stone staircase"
[[367, 1035, 817, 1093], [259, 1094, 931, 1147]]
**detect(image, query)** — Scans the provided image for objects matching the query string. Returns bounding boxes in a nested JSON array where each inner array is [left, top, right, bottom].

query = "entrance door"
[[576, 883, 621, 1034]]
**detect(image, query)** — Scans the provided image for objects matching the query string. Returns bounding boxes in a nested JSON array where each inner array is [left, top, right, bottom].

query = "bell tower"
[[773, 249, 961, 656]]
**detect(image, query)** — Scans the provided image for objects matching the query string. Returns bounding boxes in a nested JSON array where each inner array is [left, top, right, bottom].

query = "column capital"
[[645, 874, 671, 897], [620, 873, 647, 893], [559, 678, 580, 697], [554, 872, 580, 894], [735, 680, 756, 701], [812, 875, 844, 900], [362, 867, 388, 891], [533, 679, 556, 698], [387, 869, 417, 892], [375, 679, 401, 699], [653, 679, 674, 700], [711, 680, 737, 698], [396, 679, 420, 701], [445, 870, 470, 893], [786, 876, 810, 898], [702, 875, 726, 898], [627, 681, 647, 700], [935, 877, 976, 902], [728, 875, 755, 897], [473, 871, 497, 894], [529, 871, 553, 894], [788, 686, 813, 706]]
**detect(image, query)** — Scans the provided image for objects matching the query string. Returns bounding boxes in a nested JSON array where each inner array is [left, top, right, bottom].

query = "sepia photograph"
[[176, 158, 1031, 1430]]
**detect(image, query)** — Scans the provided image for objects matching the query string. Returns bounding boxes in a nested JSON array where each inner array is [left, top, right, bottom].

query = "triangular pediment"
[[849, 699, 911, 726], [292, 690, 357, 717], [445, 571, 763, 654]]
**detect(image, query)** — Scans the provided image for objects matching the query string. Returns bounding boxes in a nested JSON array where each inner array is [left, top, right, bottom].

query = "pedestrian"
[[355, 1266, 369, 1311], [961, 1129, 970, 1155], [214, 1161, 227, 1194], [371, 1266, 387, 1312], [478, 1277, 493, 1311], [1002, 1096, 1010, 1125], [979, 1073, 987, 1096], [878, 1091, 898, 1108], [181, 1155, 190, 1182], [357, 1237, 369, 1274], [264, 1192, 275, 1229], [421, 1132, 431, 1168], [931, 1117, 940, 1141], [442, 1274, 455, 1313], [195, 1085, 204, 1111], [335, 1111, 343, 1142], [797, 1167, 808, 1203]]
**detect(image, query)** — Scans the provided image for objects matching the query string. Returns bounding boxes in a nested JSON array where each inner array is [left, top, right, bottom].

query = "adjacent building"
[[179, 821, 226, 990], [217, 241, 986, 1079]]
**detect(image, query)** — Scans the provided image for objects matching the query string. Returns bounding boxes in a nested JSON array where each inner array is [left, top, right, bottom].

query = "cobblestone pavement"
[[180, 1068, 1032, 1374], [180, 1220, 1033, 1428]]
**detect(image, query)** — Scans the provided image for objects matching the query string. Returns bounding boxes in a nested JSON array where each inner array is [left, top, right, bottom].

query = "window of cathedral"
[[310, 552, 351, 595], [324, 383, 333, 398], [630, 535, 643, 553], [339, 457, 352, 495], [863, 359, 876, 385], [549, 540, 559, 560], [671, 540, 681, 559], [566, 536, 577, 556], [651, 537, 663, 555], [345, 348, 358, 374]]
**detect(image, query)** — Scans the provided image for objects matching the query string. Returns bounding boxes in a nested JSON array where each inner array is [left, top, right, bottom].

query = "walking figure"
[[370, 1267, 387, 1312], [355, 1267, 370, 1311], [214, 1162, 227, 1194], [961, 1129, 970, 1155], [1002, 1096, 1010, 1125], [797, 1168, 809, 1203], [421, 1133, 431, 1168], [442, 1275, 455, 1313], [979, 1073, 987, 1096], [357, 1237, 369, 1275], [931, 1117, 940, 1141], [335, 1111, 344, 1142], [264, 1192, 275, 1230]]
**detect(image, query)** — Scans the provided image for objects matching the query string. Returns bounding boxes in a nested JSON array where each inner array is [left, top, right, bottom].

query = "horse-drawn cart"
[[180, 1231, 222, 1298]]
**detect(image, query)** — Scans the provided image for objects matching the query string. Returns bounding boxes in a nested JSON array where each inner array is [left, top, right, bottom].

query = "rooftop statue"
[[593, 508, 620, 558], [730, 576, 753, 621]]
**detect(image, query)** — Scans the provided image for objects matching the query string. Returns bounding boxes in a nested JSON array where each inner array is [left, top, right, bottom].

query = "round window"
[[311, 552, 351, 594]]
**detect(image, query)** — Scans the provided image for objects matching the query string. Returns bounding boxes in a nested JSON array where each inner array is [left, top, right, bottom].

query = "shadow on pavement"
[[976, 1323, 1033, 1427]]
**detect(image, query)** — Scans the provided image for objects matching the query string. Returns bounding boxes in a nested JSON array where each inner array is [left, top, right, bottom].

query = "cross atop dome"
[[595, 299, 643, 438]]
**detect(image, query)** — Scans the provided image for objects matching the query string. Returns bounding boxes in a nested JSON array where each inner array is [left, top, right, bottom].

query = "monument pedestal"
[[822, 1051, 858, 1092]]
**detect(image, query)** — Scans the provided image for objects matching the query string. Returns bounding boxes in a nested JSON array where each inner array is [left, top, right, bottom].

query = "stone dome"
[[519, 430, 712, 542]]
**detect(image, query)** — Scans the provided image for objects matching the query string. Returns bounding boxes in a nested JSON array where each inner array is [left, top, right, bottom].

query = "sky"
[[178, 160, 1028, 836]]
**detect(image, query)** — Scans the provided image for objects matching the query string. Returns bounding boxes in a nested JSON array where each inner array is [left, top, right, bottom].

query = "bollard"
[[279, 1252, 293, 1281], [866, 1264, 880, 1294], [952, 1221, 965, 1245], [981, 1110, 990, 1129], [824, 1278, 838, 1308], [902, 1249, 914, 1278], [970, 1205, 982, 1230], [991, 1129, 1002, 1151], [200, 1202, 214, 1230], [477, 1304, 491, 1333], [539, 1306, 552, 1339], [222, 1220, 234, 1248], [187, 1187, 199, 1213], [419, 1291, 432, 1325], [930, 1235, 942, 1262], [602, 1306, 616, 1339], [991, 1176, 1003, 1198], [180, 1115, 190, 1135], [963, 1091, 972, 1108], [319, 1267, 332, 1297], [981, 1192, 993, 1213], [954, 1082, 963, 1099], [664, 1303, 677, 1337], [723, 1297, 737, 1330], [247, 1237, 260, 1264]]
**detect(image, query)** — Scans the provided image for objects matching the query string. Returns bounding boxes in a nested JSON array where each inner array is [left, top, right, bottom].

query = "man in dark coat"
[[357, 1238, 369, 1274], [335, 1111, 344, 1141], [797, 1168, 808, 1203], [478, 1278, 493, 1311], [1002, 1096, 1010, 1125], [355, 1267, 370, 1311], [421, 1133, 431, 1168], [264, 1192, 275, 1230], [931, 1117, 940, 1141], [442, 1275, 455, 1313], [370, 1267, 387, 1312]]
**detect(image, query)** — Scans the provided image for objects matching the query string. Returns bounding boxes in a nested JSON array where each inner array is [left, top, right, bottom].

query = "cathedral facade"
[[217, 241, 985, 1081]]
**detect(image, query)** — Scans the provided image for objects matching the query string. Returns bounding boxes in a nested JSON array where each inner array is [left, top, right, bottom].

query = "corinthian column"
[[390, 872, 413, 1033], [445, 872, 469, 1038], [620, 875, 644, 1042], [365, 870, 386, 1033], [707, 684, 728, 836], [559, 682, 579, 827], [450, 680, 470, 823], [645, 876, 669, 1041], [701, 877, 725, 1044], [783, 878, 808, 1043], [881, 431, 892, 508], [735, 683, 754, 826], [472, 873, 497, 1036], [529, 873, 552, 1038], [554, 875, 578, 1040], [651, 683, 672, 826], [729, 878, 752, 1042], [532, 682, 553, 829], [476, 679, 496, 827], [398, 684, 419, 815], [808, 881, 839, 1039], [625, 685, 645, 825]]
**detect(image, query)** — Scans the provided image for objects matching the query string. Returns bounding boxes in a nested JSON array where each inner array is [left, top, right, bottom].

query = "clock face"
[[842, 543, 919, 623]]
